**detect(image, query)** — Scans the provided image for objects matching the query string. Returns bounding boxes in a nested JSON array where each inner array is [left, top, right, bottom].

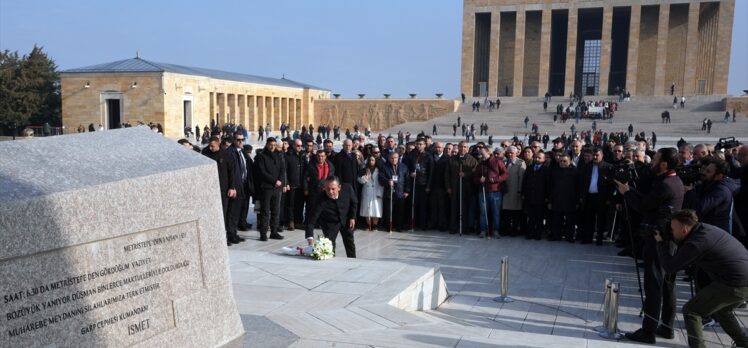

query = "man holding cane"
[[474, 145, 508, 239]]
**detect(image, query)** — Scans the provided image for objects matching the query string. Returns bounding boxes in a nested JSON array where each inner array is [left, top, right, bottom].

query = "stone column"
[[598, 6, 614, 96], [653, 4, 670, 96], [269, 97, 276, 131], [209, 92, 216, 125], [461, 10, 476, 96], [289, 98, 296, 130], [513, 8, 526, 97], [564, 7, 578, 96], [713, 0, 734, 95], [248, 95, 257, 131], [488, 12, 501, 97], [257, 96, 265, 131], [682, 2, 700, 96], [537, 8, 551, 97], [282, 98, 288, 126], [242, 95, 249, 127], [219, 93, 227, 125], [626, 4, 641, 95]]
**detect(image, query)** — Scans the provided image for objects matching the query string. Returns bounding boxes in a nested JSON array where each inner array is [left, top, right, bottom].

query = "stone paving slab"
[[228, 228, 748, 347]]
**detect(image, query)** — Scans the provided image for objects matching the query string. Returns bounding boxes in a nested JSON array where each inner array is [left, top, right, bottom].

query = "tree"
[[0, 45, 61, 134]]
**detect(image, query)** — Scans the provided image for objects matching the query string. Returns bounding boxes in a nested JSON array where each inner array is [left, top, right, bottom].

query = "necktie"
[[237, 148, 246, 181]]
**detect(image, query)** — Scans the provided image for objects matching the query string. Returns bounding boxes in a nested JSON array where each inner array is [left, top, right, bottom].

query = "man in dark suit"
[[226, 132, 252, 245], [406, 138, 434, 229], [578, 147, 613, 244], [305, 178, 359, 258], [254, 138, 286, 241], [285, 139, 304, 230], [201, 136, 236, 245], [522, 151, 550, 240], [429, 142, 450, 231], [378, 151, 411, 231], [549, 153, 580, 241], [239, 144, 255, 231], [333, 139, 360, 195]]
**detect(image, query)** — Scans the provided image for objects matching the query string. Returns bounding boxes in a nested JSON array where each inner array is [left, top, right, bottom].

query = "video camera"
[[640, 222, 672, 241], [675, 163, 702, 186], [715, 137, 741, 152], [606, 161, 639, 184]]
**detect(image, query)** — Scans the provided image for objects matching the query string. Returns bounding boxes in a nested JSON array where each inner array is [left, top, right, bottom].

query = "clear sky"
[[0, 0, 745, 97]]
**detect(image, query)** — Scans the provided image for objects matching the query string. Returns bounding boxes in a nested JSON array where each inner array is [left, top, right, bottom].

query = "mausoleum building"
[[461, 0, 735, 97]]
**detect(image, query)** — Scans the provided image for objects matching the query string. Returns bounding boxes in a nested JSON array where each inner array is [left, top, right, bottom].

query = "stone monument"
[[0, 127, 243, 347]]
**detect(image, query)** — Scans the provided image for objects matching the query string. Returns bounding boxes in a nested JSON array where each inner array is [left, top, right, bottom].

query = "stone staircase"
[[383, 95, 746, 148]]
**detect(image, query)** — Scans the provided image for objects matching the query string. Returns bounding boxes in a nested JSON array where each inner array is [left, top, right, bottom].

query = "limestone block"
[[0, 127, 243, 347]]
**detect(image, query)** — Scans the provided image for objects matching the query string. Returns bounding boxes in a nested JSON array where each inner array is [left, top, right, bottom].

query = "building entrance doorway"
[[106, 99, 121, 129]]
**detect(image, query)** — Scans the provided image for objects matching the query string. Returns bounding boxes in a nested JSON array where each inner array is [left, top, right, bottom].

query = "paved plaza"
[[227, 224, 748, 347]]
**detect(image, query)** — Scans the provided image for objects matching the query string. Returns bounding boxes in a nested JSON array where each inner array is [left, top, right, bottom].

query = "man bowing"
[[305, 178, 359, 258]]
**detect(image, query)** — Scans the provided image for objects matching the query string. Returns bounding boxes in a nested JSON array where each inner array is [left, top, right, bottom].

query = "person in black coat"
[[239, 144, 255, 231], [378, 151, 411, 231], [405, 139, 434, 229], [578, 147, 614, 244], [254, 138, 286, 241], [549, 154, 580, 241], [201, 136, 236, 244], [304, 179, 359, 258], [333, 139, 360, 195], [429, 142, 450, 231], [284, 139, 304, 230], [303, 150, 335, 209], [522, 151, 550, 240], [225, 133, 251, 245]]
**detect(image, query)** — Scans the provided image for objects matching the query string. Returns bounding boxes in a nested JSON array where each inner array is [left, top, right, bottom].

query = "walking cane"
[[389, 183, 393, 235], [482, 165, 489, 238], [411, 173, 416, 232], [458, 159, 464, 237]]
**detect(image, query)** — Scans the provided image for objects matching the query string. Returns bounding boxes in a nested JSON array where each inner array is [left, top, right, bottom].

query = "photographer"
[[684, 156, 740, 233], [614, 147, 684, 344], [656, 210, 748, 348]]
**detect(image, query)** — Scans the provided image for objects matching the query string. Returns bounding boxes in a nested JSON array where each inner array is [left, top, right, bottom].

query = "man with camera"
[[684, 156, 740, 233], [655, 210, 748, 348], [614, 147, 684, 344]]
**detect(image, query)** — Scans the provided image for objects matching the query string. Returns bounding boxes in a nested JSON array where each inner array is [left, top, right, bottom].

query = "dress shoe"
[[236, 235, 246, 242], [287, 222, 295, 230], [238, 225, 250, 232], [618, 249, 633, 257], [655, 326, 674, 339], [269, 233, 284, 240], [259, 234, 268, 242], [624, 328, 655, 344]]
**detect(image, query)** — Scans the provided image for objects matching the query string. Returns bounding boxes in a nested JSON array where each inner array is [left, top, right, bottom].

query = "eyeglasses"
[[235, 138, 244, 141]]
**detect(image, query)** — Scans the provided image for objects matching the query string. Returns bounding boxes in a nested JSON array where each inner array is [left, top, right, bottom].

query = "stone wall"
[[61, 73, 165, 131], [725, 96, 748, 118], [61, 72, 329, 139], [313, 99, 459, 131]]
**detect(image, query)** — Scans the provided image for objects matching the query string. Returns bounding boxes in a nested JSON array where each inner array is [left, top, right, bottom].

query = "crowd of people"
[[184, 106, 748, 347]]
